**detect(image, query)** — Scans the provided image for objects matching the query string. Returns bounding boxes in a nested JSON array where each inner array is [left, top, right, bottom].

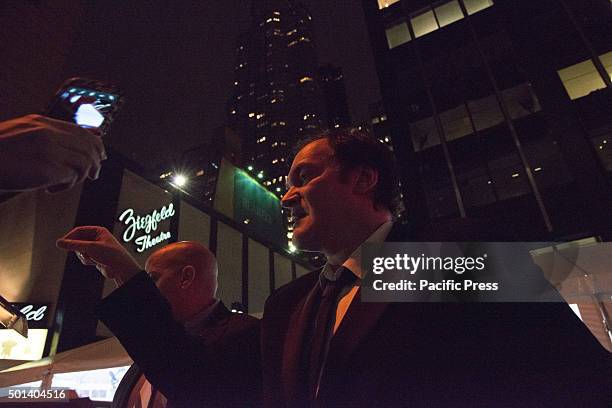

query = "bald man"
[[57, 228, 261, 408]]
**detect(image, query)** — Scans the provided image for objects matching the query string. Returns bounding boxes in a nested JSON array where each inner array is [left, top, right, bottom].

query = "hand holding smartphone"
[[45, 77, 125, 137], [0, 78, 124, 193]]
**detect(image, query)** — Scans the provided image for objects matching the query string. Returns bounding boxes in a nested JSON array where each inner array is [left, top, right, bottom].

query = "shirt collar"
[[322, 220, 393, 282], [184, 299, 220, 335]]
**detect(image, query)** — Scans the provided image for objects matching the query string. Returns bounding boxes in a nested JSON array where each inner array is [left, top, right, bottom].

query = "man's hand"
[[57, 226, 141, 285], [0, 114, 106, 193]]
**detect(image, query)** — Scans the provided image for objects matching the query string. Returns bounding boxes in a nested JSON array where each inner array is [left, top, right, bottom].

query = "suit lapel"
[[281, 276, 322, 403], [324, 224, 405, 371], [325, 287, 389, 369]]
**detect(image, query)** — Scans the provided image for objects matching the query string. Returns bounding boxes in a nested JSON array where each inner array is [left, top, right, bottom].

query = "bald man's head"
[[145, 241, 218, 322]]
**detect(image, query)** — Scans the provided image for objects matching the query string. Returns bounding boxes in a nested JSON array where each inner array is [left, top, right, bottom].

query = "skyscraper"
[[362, 0, 612, 240], [226, 0, 327, 197], [318, 64, 351, 129]]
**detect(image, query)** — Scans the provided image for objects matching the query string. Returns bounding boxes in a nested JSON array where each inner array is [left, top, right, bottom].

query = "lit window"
[[288, 40, 298, 47], [557, 59, 606, 100], [299, 76, 314, 83], [249, 112, 255, 118], [272, 159, 278, 164], [257, 113, 265, 119], [287, 28, 297, 36], [386, 22, 411, 48], [377, 0, 400, 9], [600, 51, 612, 80], [411, 10, 438, 38], [434, 1, 464, 28], [372, 117, 380, 124], [463, 0, 494, 15]]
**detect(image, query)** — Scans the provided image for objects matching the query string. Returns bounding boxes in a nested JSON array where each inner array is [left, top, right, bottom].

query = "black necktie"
[[307, 267, 357, 399]]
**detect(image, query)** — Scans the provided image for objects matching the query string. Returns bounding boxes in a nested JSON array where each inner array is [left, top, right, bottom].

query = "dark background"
[[1, 1, 381, 169]]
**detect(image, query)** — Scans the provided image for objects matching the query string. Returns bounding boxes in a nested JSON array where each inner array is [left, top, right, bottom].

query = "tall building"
[[156, 126, 242, 206], [318, 64, 352, 129], [362, 0, 612, 240], [226, 0, 328, 197]]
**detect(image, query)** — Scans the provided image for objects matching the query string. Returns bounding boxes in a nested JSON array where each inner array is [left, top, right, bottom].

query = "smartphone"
[[45, 77, 124, 136]]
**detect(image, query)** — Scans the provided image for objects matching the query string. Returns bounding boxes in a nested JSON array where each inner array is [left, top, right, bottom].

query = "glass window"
[[467, 94, 504, 131], [463, 0, 494, 15], [216, 222, 243, 305], [557, 59, 607, 100], [599, 50, 612, 80], [178, 201, 210, 245], [502, 83, 541, 119], [385, 22, 411, 49], [411, 10, 438, 38], [274, 252, 292, 289], [434, 1, 464, 28], [248, 238, 269, 314], [440, 104, 473, 142], [378, 0, 400, 9], [410, 116, 440, 152]]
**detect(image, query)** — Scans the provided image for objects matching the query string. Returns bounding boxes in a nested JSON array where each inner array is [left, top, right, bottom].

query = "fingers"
[[59, 225, 106, 242], [34, 115, 106, 153], [42, 143, 97, 189], [56, 238, 95, 252], [31, 114, 106, 173]]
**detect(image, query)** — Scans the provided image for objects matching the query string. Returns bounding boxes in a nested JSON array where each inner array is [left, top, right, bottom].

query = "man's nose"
[[281, 186, 298, 209]]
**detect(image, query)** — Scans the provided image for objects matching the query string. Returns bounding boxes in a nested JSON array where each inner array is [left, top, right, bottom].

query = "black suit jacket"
[[261, 222, 612, 407], [97, 272, 261, 408]]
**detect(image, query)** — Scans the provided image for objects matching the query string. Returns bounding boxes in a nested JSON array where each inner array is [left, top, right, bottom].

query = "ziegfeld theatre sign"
[[118, 204, 175, 253]]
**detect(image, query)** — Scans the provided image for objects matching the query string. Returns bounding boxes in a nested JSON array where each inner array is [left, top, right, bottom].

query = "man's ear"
[[354, 165, 379, 196], [180, 265, 196, 289]]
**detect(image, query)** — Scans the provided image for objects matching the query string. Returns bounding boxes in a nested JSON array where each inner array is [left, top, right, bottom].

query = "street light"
[[173, 174, 187, 187]]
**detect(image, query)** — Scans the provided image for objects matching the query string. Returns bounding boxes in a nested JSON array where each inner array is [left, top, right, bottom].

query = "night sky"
[[65, 1, 382, 170]]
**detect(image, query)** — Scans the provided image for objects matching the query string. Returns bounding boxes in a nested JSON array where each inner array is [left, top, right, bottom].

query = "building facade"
[[226, 0, 328, 196], [318, 64, 352, 129], [363, 0, 612, 241]]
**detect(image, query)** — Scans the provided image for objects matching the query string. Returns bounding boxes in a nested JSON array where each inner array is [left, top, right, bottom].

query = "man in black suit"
[[56, 237, 260, 408], [262, 129, 611, 406]]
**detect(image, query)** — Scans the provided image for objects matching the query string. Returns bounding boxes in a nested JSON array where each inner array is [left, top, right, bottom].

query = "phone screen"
[[47, 86, 120, 129]]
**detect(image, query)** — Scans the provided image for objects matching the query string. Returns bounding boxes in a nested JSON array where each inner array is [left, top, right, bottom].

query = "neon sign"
[[118, 204, 175, 253], [19, 305, 47, 321]]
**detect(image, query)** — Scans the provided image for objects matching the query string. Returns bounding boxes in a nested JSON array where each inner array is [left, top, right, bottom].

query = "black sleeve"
[[96, 271, 261, 408]]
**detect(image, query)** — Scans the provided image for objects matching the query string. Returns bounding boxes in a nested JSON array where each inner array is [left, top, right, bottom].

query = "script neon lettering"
[[118, 203, 175, 243]]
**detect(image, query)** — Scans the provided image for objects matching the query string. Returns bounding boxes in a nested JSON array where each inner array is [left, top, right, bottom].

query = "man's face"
[[282, 139, 355, 253]]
